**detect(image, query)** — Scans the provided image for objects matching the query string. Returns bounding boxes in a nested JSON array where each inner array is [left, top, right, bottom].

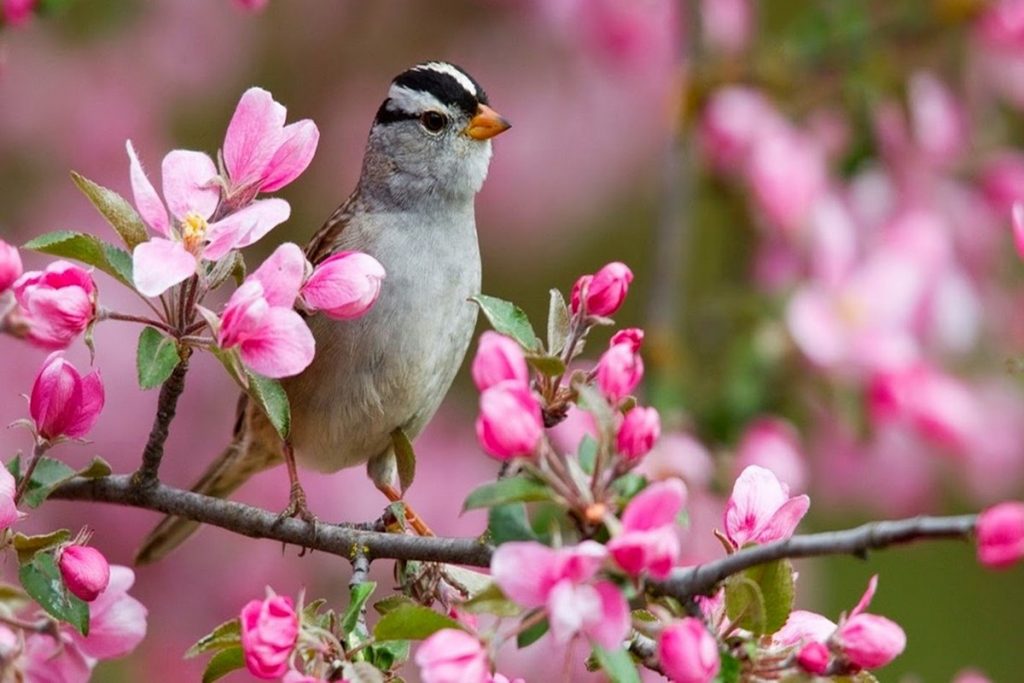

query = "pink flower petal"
[[621, 478, 686, 532], [251, 242, 308, 307], [126, 141, 169, 237], [584, 581, 630, 650], [238, 308, 315, 378], [260, 120, 320, 193], [63, 370, 105, 439], [224, 87, 287, 187], [70, 566, 147, 660], [774, 610, 837, 647], [204, 198, 291, 261], [756, 494, 810, 544], [132, 238, 197, 297], [724, 465, 791, 547], [849, 574, 879, 618], [491, 542, 558, 608], [161, 150, 219, 222]]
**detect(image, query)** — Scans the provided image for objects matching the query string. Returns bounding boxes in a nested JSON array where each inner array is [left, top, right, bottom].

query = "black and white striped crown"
[[375, 62, 488, 125]]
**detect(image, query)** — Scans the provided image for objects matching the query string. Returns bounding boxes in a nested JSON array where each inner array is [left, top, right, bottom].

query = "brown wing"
[[305, 191, 360, 265]]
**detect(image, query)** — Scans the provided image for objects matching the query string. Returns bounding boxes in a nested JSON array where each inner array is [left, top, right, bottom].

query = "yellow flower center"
[[180, 211, 209, 254]]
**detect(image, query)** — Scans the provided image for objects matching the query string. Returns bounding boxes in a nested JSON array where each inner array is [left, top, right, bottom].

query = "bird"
[[135, 61, 510, 564]]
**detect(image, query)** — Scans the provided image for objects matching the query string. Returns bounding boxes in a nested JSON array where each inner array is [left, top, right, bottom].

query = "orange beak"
[[465, 103, 511, 140]]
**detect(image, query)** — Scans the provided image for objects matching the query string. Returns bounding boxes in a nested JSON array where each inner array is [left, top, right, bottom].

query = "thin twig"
[[97, 309, 174, 334], [14, 441, 48, 504], [130, 354, 191, 490]]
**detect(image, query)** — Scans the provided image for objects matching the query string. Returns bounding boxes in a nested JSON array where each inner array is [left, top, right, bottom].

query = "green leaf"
[[488, 503, 538, 545], [463, 476, 553, 511], [525, 353, 566, 377], [21, 457, 76, 508], [741, 559, 795, 635], [391, 428, 416, 494], [713, 652, 741, 683], [202, 646, 245, 683], [575, 383, 616, 433], [546, 288, 571, 356], [246, 372, 290, 438], [593, 646, 641, 683], [23, 230, 134, 287], [19, 553, 89, 635], [136, 327, 181, 390], [341, 661, 386, 683], [470, 294, 542, 352], [578, 436, 597, 474], [13, 530, 71, 565], [367, 640, 410, 671], [373, 604, 462, 641], [724, 576, 767, 635], [70, 171, 149, 249], [516, 613, 548, 648], [206, 250, 246, 291], [185, 618, 241, 658], [373, 595, 417, 616], [341, 581, 377, 635], [460, 582, 521, 617], [76, 456, 112, 479]]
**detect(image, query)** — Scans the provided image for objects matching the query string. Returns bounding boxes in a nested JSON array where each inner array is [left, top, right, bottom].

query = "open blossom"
[[0, 239, 22, 293], [59, 545, 110, 602], [724, 465, 809, 548], [571, 262, 633, 316], [832, 576, 906, 670], [13, 261, 97, 349], [471, 331, 529, 391], [300, 251, 385, 320], [607, 478, 684, 578], [30, 353, 105, 441], [658, 618, 720, 683], [475, 380, 543, 459], [492, 541, 629, 649], [976, 501, 1024, 569], [223, 87, 319, 197], [616, 405, 661, 461], [240, 594, 299, 679], [68, 565, 148, 660], [596, 340, 644, 402], [24, 632, 93, 683], [415, 629, 489, 683]]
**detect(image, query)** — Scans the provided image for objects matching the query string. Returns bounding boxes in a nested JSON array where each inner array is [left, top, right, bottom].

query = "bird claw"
[[274, 484, 319, 555]]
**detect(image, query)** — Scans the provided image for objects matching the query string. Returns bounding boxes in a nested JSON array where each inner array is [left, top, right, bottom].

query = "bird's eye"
[[420, 111, 447, 133]]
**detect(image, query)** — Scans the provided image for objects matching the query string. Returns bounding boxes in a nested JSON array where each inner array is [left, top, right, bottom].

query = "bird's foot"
[[274, 481, 319, 555], [376, 483, 435, 537]]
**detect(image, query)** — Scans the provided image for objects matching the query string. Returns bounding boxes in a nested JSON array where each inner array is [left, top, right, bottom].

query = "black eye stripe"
[[374, 100, 420, 126], [392, 67, 488, 117]]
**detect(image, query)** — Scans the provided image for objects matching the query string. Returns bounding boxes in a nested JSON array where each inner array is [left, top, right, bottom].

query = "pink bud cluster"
[[472, 331, 543, 460], [240, 593, 299, 679], [11, 261, 97, 350]]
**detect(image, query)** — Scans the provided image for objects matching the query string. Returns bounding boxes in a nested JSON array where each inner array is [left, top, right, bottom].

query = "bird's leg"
[[276, 442, 319, 550], [375, 482, 435, 537]]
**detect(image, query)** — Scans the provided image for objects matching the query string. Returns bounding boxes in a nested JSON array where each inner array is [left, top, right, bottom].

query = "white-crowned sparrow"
[[136, 62, 510, 563]]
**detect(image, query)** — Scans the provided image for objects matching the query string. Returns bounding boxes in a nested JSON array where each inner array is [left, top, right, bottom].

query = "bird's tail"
[[134, 399, 282, 565]]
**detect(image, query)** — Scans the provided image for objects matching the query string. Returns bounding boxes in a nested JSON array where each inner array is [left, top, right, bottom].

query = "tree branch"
[[131, 355, 190, 490], [51, 475, 979, 604]]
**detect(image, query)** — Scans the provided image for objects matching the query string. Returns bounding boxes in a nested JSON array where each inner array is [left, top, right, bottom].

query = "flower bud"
[[596, 342, 643, 403], [475, 380, 543, 460], [13, 261, 97, 349], [0, 466, 20, 532], [300, 251, 385, 320], [59, 545, 110, 602], [29, 353, 105, 441], [572, 262, 633, 317], [835, 613, 906, 670], [240, 594, 299, 679], [796, 641, 830, 675], [415, 629, 489, 683], [0, 239, 22, 293], [976, 501, 1024, 569], [658, 617, 720, 683], [609, 327, 644, 352], [616, 406, 660, 461], [472, 331, 529, 391]]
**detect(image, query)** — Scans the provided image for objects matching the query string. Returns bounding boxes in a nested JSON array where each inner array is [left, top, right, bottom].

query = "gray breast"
[[282, 207, 481, 473]]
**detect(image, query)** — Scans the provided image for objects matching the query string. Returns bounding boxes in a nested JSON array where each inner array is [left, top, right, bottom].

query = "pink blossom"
[[607, 478, 684, 578], [908, 72, 967, 164], [217, 279, 315, 378], [571, 262, 633, 316], [1, 0, 35, 26], [774, 610, 837, 648], [0, 466, 20, 531], [300, 251, 385, 320], [699, 87, 781, 172], [223, 87, 319, 195], [491, 541, 629, 649], [488, 674, 526, 683], [69, 565, 147, 660], [250, 242, 308, 307], [24, 633, 92, 683], [701, 0, 752, 55], [658, 618, 720, 683], [980, 153, 1024, 213], [1013, 202, 1024, 261], [475, 380, 543, 460], [976, 501, 1024, 569], [724, 465, 809, 548], [734, 418, 806, 493], [610, 327, 644, 351], [414, 629, 489, 683], [746, 125, 828, 233], [831, 575, 906, 670], [240, 594, 299, 679], [796, 642, 830, 675], [0, 239, 22, 293], [13, 261, 97, 349], [126, 140, 291, 297], [595, 341, 644, 402], [29, 353, 105, 441], [59, 545, 110, 602], [471, 331, 529, 391], [616, 405, 660, 461]]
